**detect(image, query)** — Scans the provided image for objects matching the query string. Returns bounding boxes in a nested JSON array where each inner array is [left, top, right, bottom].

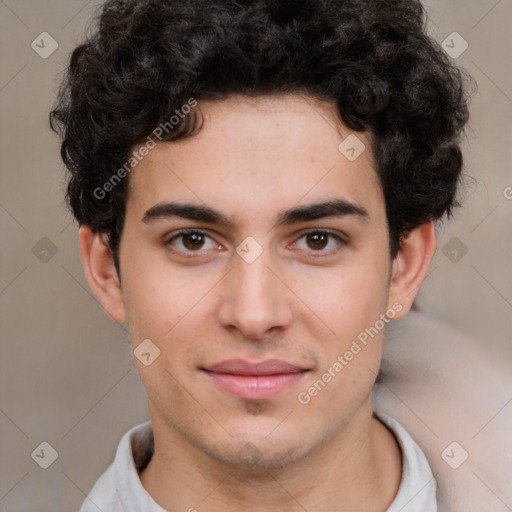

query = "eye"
[[164, 228, 347, 258], [164, 229, 220, 254], [293, 230, 346, 256]]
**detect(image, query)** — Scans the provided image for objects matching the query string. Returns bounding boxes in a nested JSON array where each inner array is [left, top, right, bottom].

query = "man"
[[50, 0, 470, 510]]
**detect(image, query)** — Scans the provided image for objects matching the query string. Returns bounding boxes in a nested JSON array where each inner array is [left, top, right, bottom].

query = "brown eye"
[[182, 232, 206, 251], [165, 229, 218, 253], [294, 230, 346, 256], [305, 232, 329, 251]]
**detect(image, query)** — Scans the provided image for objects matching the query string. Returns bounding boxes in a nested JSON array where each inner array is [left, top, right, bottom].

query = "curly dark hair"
[[50, 0, 471, 273]]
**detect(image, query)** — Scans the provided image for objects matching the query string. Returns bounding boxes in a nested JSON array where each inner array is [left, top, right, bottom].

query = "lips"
[[205, 358, 307, 376], [202, 359, 309, 400]]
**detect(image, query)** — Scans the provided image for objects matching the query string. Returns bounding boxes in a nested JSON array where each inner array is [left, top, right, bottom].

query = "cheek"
[[297, 267, 389, 417], [296, 253, 390, 404], [305, 257, 390, 336], [123, 271, 207, 411], [121, 260, 221, 386], [120, 240, 203, 339], [125, 288, 203, 367]]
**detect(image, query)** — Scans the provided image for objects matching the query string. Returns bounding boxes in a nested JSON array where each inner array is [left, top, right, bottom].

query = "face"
[[116, 94, 397, 468]]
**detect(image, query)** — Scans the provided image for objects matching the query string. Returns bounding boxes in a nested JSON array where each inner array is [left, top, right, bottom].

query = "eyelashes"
[[164, 228, 347, 258], [293, 229, 346, 255], [165, 229, 218, 253]]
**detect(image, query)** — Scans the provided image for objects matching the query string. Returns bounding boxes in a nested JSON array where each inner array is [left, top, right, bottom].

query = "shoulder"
[[376, 412, 437, 512], [79, 422, 164, 512]]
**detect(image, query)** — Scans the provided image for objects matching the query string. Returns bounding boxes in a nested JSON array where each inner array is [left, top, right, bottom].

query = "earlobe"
[[79, 226, 127, 323], [387, 222, 437, 318]]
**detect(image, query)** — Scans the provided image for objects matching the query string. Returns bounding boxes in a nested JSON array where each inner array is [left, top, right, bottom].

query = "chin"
[[206, 442, 308, 471]]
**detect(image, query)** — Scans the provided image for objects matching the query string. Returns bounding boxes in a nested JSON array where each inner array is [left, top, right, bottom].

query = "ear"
[[387, 221, 437, 318], [79, 226, 127, 323]]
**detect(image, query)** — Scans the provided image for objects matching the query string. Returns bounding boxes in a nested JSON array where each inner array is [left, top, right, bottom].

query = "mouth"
[[201, 359, 310, 401]]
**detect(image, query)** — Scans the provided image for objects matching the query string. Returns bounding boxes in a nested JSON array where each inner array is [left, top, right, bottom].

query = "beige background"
[[0, 1, 511, 511]]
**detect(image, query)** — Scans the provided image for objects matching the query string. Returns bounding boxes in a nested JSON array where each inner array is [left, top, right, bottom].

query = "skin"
[[80, 94, 436, 511]]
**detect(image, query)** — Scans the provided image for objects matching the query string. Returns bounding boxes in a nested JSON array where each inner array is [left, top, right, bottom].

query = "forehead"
[[126, 94, 383, 226]]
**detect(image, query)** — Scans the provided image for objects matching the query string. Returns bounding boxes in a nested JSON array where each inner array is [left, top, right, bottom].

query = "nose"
[[216, 245, 293, 342]]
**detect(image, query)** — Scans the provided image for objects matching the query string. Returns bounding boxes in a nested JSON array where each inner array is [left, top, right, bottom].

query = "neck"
[[140, 397, 401, 512]]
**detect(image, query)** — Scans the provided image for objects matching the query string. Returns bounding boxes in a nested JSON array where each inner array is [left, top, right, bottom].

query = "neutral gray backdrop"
[[1, 0, 511, 511]]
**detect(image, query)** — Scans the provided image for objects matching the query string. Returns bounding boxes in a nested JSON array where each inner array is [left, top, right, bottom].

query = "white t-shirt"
[[79, 412, 437, 512]]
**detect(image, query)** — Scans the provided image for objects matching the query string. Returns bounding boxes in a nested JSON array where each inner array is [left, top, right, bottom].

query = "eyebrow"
[[141, 199, 369, 228]]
